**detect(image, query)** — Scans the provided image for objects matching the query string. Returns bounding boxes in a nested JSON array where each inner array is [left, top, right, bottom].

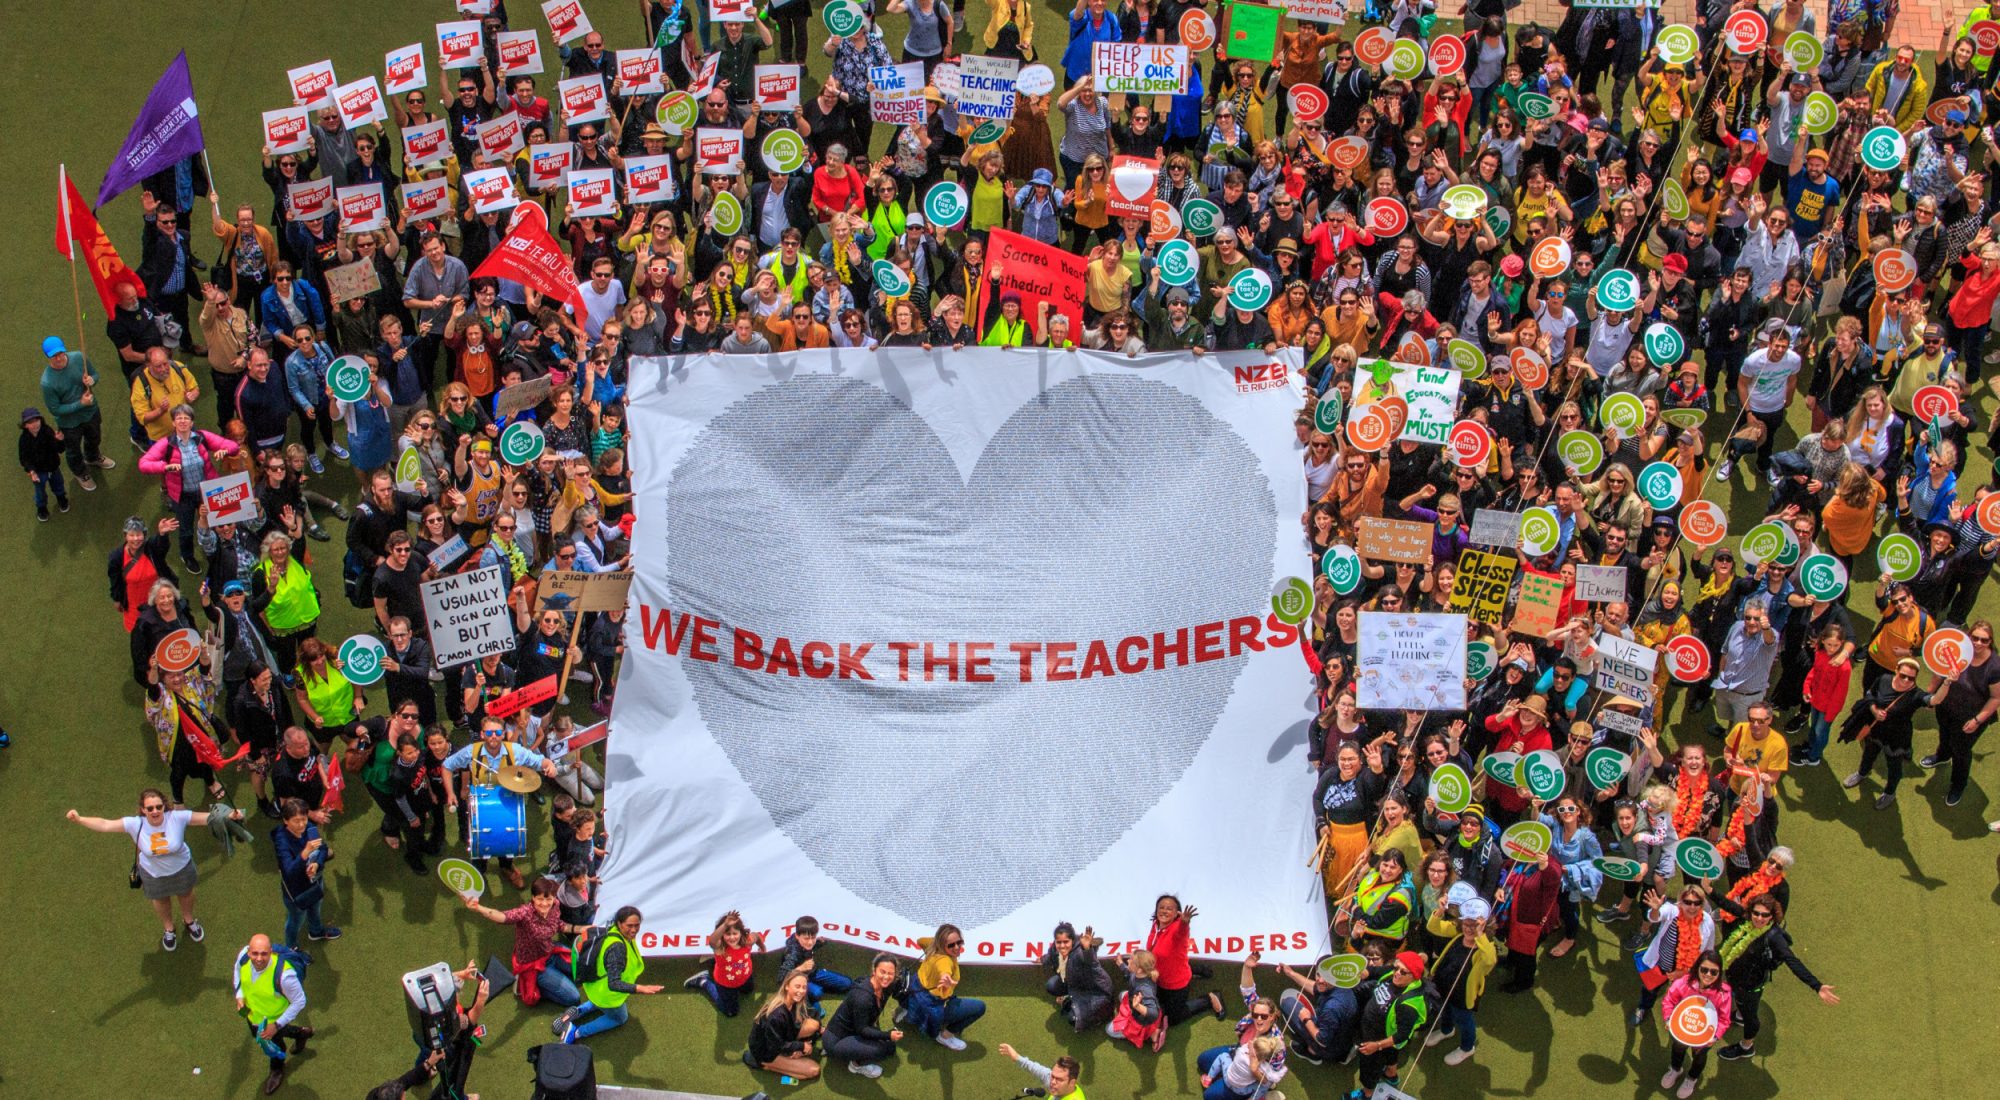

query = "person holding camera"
[[997, 1041, 1085, 1098]]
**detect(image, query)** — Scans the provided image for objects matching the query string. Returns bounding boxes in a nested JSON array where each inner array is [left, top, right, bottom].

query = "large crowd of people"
[[41, 0, 2000, 1096]]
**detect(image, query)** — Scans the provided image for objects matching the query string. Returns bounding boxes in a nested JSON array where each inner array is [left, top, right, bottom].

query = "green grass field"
[[1, 2, 1997, 1097]]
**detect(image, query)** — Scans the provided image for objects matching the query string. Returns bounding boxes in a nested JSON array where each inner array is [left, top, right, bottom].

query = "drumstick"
[[1307, 831, 1330, 871]]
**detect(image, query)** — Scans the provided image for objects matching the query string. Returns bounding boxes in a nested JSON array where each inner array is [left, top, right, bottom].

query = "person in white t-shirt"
[[67, 789, 242, 952], [1718, 320, 1804, 480], [563, 256, 627, 346]]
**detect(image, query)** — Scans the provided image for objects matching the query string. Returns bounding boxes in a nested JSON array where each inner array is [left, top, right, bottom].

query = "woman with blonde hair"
[[1069, 154, 1112, 251], [251, 529, 319, 671], [910, 923, 984, 1051], [746, 968, 823, 1079], [1820, 463, 1884, 570]]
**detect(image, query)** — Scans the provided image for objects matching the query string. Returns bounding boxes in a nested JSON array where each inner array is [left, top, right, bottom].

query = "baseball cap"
[[40, 336, 64, 358], [1164, 288, 1191, 305], [510, 320, 537, 340], [21, 407, 43, 424], [1729, 166, 1753, 186], [222, 580, 249, 597], [1663, 254, 1689, 274]]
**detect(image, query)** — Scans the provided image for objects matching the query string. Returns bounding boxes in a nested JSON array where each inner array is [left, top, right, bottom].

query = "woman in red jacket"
[[1140, 895, 1224, 1028], [1481, 695, 1555, 826], [1944, 232, 2000, 383], [1494, 849, 1563, 994]]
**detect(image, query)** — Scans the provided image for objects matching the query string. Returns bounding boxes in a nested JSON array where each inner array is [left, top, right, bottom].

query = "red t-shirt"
[[1483, 713, 1554, 812], [1146, 917, 1192, 990], [713, 944, 755, 989]]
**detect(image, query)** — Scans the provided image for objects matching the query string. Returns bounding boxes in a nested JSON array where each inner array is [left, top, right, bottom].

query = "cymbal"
[[497, 763, 543, 794]]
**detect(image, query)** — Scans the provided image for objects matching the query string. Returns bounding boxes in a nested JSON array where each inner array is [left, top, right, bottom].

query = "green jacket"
[[40, 352, 101, 430]]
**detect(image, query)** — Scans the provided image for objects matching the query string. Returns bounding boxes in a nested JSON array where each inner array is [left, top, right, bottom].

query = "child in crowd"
[[686, 910, 769, 1016], [778, 915, 854, 1010], [18, 407, 68, 521]]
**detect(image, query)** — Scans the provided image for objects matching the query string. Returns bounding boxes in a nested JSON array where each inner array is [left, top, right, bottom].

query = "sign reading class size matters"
[[1449, 548, 1518, 625]]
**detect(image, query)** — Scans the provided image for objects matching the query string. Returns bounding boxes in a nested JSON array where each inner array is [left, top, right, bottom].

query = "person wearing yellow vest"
[[555, 906, 666, 1042], [1345, 848, 1415, 945], [251, 531, 320, 672], [235, 933, 311, 1095], [292, 637, 362, 748], [998, 1041, 1086, 1099]]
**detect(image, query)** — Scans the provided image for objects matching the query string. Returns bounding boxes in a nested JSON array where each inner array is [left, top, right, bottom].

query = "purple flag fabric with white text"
[[96, 51, 206, 207]]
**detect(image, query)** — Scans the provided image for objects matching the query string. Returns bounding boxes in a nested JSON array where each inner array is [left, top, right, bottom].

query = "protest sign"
[[711, 0, 755, 21], [336, 184, 388, 233], [200, 472, 258, 527], [527, 143, 574, 191], [558, 74, 609, 123], [285, 177, 334, 221], [402, 118, 452, 169], [333, 76, 386, 129], [385, 43, 427, 95], [1449, 548, 1518, 625], [615, 49, 665, 94], [1357, 612, 1468, 711], [1575, 564, 1627, 603], [488, 674, 561, 719], [1224, 2, 1284, 63], [325, 259, 382, 305], [1594, 632, 1658, 697], [262, 107, 311, 155], [401, 177, 452, 221], [498, 30, 545, 75], [495, 375, 555, 418], [754, 64, 802, 111], [461, 167, 519, 214], [1513, 570, 1564, 636], [1357, 516, 1433, 564], [1108, 155, 1158, 217], [1388, 364, 1461, 444], [426, 533, 470, 572], [478, 114, 525, 160], [537, 570, 635, 612], [623, 154, 675, 203], [424, 566, 515, 667], [984, 227, 1087, 341], [287, 60, 337, 109], [957, 54, 1019, 121], [541, 0, 594, 43], [1092, 42, 1190, 94], [567, 168, 616, 216], [457, 0, 496, 12], [1282, 0, 1348, 22], [436, 21, 484, 69], [869, 62, 926, 125], [1470, 507, 1519, 548], [394, 447, 425, 494], [694, 128, 744, 174]]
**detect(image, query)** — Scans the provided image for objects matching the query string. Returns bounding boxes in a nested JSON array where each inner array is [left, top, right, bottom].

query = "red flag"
[[56, 164, 146, 313], [471, 201, 586, 327]]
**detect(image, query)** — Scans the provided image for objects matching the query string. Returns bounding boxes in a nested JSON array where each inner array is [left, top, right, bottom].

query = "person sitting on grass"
[[824, 953, 905, 1079], [777, 915, 854, 1011], [1039, 921, 1115, 1032], [683, 910, 770, 1017], [744, 966, 824, 1080]]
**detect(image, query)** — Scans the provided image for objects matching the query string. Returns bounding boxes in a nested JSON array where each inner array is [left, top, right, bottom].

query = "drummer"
[[440, 717, 557, 890]]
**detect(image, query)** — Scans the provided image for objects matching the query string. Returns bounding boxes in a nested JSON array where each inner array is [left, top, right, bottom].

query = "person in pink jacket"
[[137, 404, 239, 572], [1659, 949, 1734, 1099]]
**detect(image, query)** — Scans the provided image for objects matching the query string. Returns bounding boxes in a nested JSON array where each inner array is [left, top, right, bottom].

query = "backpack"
[[570, 925, 610, 986], [340, 502, 377, 608], [527, 1042, 596, 1100]]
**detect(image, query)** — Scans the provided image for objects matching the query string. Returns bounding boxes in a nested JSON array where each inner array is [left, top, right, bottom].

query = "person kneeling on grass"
[[1039, 921, 1115, 1032], [998, 1042, 1085, 1098], [1196, 961, 1290, 1100], [554, 907, 666, 1042], [907, 923, 986, 1051], [684, 910, 770, 1016], [824, 954, 905, 1079], [744, 966, 823, 1080]]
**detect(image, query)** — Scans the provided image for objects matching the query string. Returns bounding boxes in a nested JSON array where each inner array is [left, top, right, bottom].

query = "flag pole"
[[59, 164, 89, 357], [201, 148, 220, 220]]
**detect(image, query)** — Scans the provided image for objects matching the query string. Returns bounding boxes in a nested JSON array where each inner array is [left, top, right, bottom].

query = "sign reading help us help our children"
[[1091, 42, 1189, 94], [1357, 612, 1468, 711]]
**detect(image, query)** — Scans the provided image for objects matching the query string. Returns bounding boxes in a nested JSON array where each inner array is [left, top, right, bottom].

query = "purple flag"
[[96, 51, 207, 208]]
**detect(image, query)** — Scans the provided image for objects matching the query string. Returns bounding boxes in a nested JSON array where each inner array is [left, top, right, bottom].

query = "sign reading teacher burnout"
[[423, 565, 514, 668], [1357, 612, 1469, 712], [606, 347, 1322, 963]]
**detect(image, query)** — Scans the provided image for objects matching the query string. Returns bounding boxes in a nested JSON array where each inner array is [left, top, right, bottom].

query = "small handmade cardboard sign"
[[1357, 516, 1433, 564]]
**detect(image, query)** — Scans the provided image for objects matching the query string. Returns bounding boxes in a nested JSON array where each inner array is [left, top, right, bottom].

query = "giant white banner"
[[601, 348, 1325, 963]]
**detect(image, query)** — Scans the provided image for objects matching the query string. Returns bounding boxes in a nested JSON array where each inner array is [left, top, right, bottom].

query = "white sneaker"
[[1444, 1046, 1475, 1066], [571, 668, 595, 684], [94, 456, 116, 469], [1714, 458, 1734, 481], [1988, 819, 2000, 833], [936, 1034, 967, 1051], [848, 1062, 882, 1079], [1842, 772, 1862, 789], [1660, 1068, 1681, 1089], [1677, 1077, 1698, 1099], [1424, 1029, 1449, 1048]]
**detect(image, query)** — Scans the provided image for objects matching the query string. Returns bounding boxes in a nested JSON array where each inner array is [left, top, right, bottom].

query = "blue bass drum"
[[469, 785, 527, 860]]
